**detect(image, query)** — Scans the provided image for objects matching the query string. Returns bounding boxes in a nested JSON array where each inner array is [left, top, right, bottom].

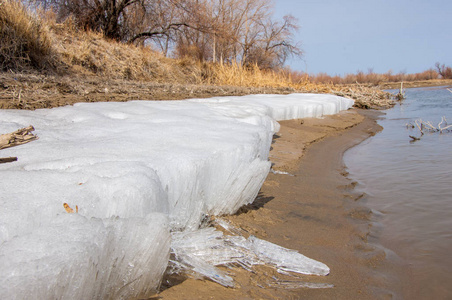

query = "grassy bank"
[[1, 1, 394, 110]]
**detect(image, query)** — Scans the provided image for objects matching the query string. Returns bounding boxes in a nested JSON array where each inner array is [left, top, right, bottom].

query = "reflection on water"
[[344, 86, 452, 298]]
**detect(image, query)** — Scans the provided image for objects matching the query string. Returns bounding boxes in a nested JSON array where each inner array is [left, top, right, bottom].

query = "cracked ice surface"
[[0, 93, 352, 299]]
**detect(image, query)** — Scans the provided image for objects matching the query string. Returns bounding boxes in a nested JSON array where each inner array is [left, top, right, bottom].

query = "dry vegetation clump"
[[49, 16, 205, 84], [207, 62, 299, 88], [289, 81, 393, 109], [48, 18, 298, 88], [202, 63, 393, 108], [0, 0, 55, 71], [330, 84, 394, 109]]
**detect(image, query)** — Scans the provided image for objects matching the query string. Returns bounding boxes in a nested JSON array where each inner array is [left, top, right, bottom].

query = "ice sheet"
[[0, 213, 170, 299], [0, 93, 352, 298], [169, 219, 330, 288]]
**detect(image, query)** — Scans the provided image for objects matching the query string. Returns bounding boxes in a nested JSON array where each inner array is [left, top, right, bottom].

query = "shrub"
[[435, 63, 452, 79], [0, 0, 53, 70]]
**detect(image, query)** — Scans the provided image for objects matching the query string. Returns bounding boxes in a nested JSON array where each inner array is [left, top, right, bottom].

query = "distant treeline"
[[301, 63, 452, 85]]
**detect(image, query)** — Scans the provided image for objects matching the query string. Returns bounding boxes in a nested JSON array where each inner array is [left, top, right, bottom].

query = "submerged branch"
[[395, 82, 405, 100], [407, 116, 452, 140]]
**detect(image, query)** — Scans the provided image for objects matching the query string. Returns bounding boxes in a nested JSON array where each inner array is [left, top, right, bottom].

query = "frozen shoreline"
[[0, 94, 353, 299], [160, 109, 386, 299]]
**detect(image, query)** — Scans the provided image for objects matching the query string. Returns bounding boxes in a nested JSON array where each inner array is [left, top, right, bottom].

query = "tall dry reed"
[[0, 0, 54, 70]]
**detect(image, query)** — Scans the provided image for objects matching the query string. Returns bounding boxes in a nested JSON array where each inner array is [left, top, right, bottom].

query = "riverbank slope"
[[159, 108, 395, 299]]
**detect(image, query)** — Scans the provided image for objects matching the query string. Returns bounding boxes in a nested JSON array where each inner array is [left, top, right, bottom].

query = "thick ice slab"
[[0, 213, 170, 299], [0, 94, 352, 298]]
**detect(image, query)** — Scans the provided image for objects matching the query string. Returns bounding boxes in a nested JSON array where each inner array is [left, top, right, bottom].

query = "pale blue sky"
[[273, 0, 451, 75]]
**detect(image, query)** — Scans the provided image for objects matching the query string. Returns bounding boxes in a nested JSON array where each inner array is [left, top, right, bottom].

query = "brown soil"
[[0, 71, 397, 110], [0, 72, 296, 110], [157, 109, 397, 300]]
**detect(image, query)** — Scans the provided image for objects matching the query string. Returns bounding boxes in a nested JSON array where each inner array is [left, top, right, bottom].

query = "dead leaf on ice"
[[64, 203, 78, 213]]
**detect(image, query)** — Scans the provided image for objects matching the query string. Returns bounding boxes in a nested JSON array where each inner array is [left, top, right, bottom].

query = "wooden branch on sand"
[[0, 125, 38, 150]]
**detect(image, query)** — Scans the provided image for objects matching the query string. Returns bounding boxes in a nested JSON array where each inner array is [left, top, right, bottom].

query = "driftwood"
[[331, 83, 394, 109], [0, 157, 18, 163], [407, 116, 452, 141], [0, 125, 38, 150], [395, 82, 405, 100], [0, 126, 38, 164], [409, 135, 420, 141]]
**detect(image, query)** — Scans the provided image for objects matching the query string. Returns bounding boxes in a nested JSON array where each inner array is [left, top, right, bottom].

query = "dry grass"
[[41, 14, 333, 90], [0, 0, 54, 70], [48, 16, 205, 83], [1, 7, 394, 110], [207, 62, 294, 87], [206, 63, 393, 109], [49, 19, 307, 89]]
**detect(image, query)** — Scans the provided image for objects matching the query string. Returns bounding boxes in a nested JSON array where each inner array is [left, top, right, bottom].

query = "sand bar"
[[158, 108, 395, 299]]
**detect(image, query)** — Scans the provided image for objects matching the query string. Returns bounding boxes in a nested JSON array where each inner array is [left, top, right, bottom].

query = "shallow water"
[[344, 86, 452, 298]]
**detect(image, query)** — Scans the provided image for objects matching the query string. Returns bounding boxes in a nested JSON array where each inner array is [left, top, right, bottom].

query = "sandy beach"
[[158, 108, 394, 299]]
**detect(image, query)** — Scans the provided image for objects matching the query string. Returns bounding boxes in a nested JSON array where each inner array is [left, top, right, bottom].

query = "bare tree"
[[46, 0, 145, 41], [248, 15, 302, 69], [435, 62, 452, 79], [32, 0, 302, 69], [171, 0, 302, 69]]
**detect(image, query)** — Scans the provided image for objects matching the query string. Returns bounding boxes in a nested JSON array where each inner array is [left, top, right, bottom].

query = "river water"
[[344, 86, 452, 299]]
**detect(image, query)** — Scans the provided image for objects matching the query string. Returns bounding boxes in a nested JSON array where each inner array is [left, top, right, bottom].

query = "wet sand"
[[158, 108, 393, 299]]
